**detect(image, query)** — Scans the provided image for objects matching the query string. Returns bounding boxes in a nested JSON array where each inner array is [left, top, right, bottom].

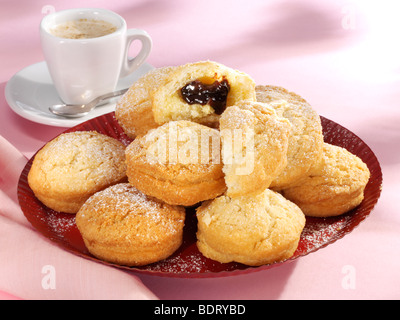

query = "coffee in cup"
[[40, 8, 152, 105], [49, 19, 117, 39]]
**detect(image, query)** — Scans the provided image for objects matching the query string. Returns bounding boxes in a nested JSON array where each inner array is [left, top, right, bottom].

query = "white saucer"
[[5, 61, 154, 127]]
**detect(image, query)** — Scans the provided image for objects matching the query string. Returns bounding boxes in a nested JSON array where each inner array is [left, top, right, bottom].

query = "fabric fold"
[[0, 135, 158, 300]]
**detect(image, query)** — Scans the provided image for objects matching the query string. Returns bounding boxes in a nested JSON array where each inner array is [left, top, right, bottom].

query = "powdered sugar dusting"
[[78, 183, 185, 244], [143, 252, 206, 273], [299, 214, 352, 253], [46, 211, 76, 238]]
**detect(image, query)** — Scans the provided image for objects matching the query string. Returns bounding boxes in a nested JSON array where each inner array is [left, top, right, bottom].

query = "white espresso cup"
[[40, 8, 152, 104]]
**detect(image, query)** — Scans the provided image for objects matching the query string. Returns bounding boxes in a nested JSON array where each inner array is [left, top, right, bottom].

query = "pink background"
[[1, 0, 399, 299]]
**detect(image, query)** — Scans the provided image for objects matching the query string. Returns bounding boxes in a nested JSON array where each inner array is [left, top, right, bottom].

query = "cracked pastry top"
[[125, 120, 227, 206], [196, 188, 306, 266], [76, 183, 185, 266], [27, 131, 127, 214]]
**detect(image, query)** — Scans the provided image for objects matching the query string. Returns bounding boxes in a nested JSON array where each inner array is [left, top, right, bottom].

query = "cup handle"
[[120, 29, 152, 78]]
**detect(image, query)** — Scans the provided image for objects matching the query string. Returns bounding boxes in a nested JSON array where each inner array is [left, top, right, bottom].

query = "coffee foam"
[[50, 19, 117, 39]]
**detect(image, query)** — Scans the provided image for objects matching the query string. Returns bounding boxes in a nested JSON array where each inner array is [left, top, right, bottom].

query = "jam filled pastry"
[[151, 61, 256, 126], [115, 61, 256, 138]]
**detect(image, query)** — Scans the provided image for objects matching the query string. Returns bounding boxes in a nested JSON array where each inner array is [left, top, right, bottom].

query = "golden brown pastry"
[[196, 188, 306, 266], [256, 85, 324, 189], [28, 131, 127, 214], [151, 61, 256, 125], [76, 183, 185, 266], [281, 143, 370, 217], [125, 120, 226, 206], [219, 100, 291, 198], [115, 66, 175, 138]]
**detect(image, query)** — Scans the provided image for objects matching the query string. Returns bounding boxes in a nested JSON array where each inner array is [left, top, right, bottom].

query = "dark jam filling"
[[180, 78, 231, 115]]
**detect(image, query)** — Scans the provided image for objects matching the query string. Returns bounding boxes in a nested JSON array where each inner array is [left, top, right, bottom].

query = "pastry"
[[115, 61, 256, 138], [125, 120, 226, 206], [196, 188, 306, 266], [28, 131, 127, 214], [116, 66, 176, 139], [76, 183, 185, 266], [281, 143, 370, 217], [256, 85, 324, 189], [219, 100, 291, 197], [151, 61, 256, 125]]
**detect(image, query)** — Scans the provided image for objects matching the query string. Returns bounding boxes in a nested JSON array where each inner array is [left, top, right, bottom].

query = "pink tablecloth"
[[1, 0, 400, 300]]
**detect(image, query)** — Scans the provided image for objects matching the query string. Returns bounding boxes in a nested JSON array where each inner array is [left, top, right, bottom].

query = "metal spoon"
[[49, 88, 129, 118]]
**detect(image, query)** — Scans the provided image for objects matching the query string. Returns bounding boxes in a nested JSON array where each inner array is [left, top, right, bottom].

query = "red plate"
[[18, 113, 383, 278]]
